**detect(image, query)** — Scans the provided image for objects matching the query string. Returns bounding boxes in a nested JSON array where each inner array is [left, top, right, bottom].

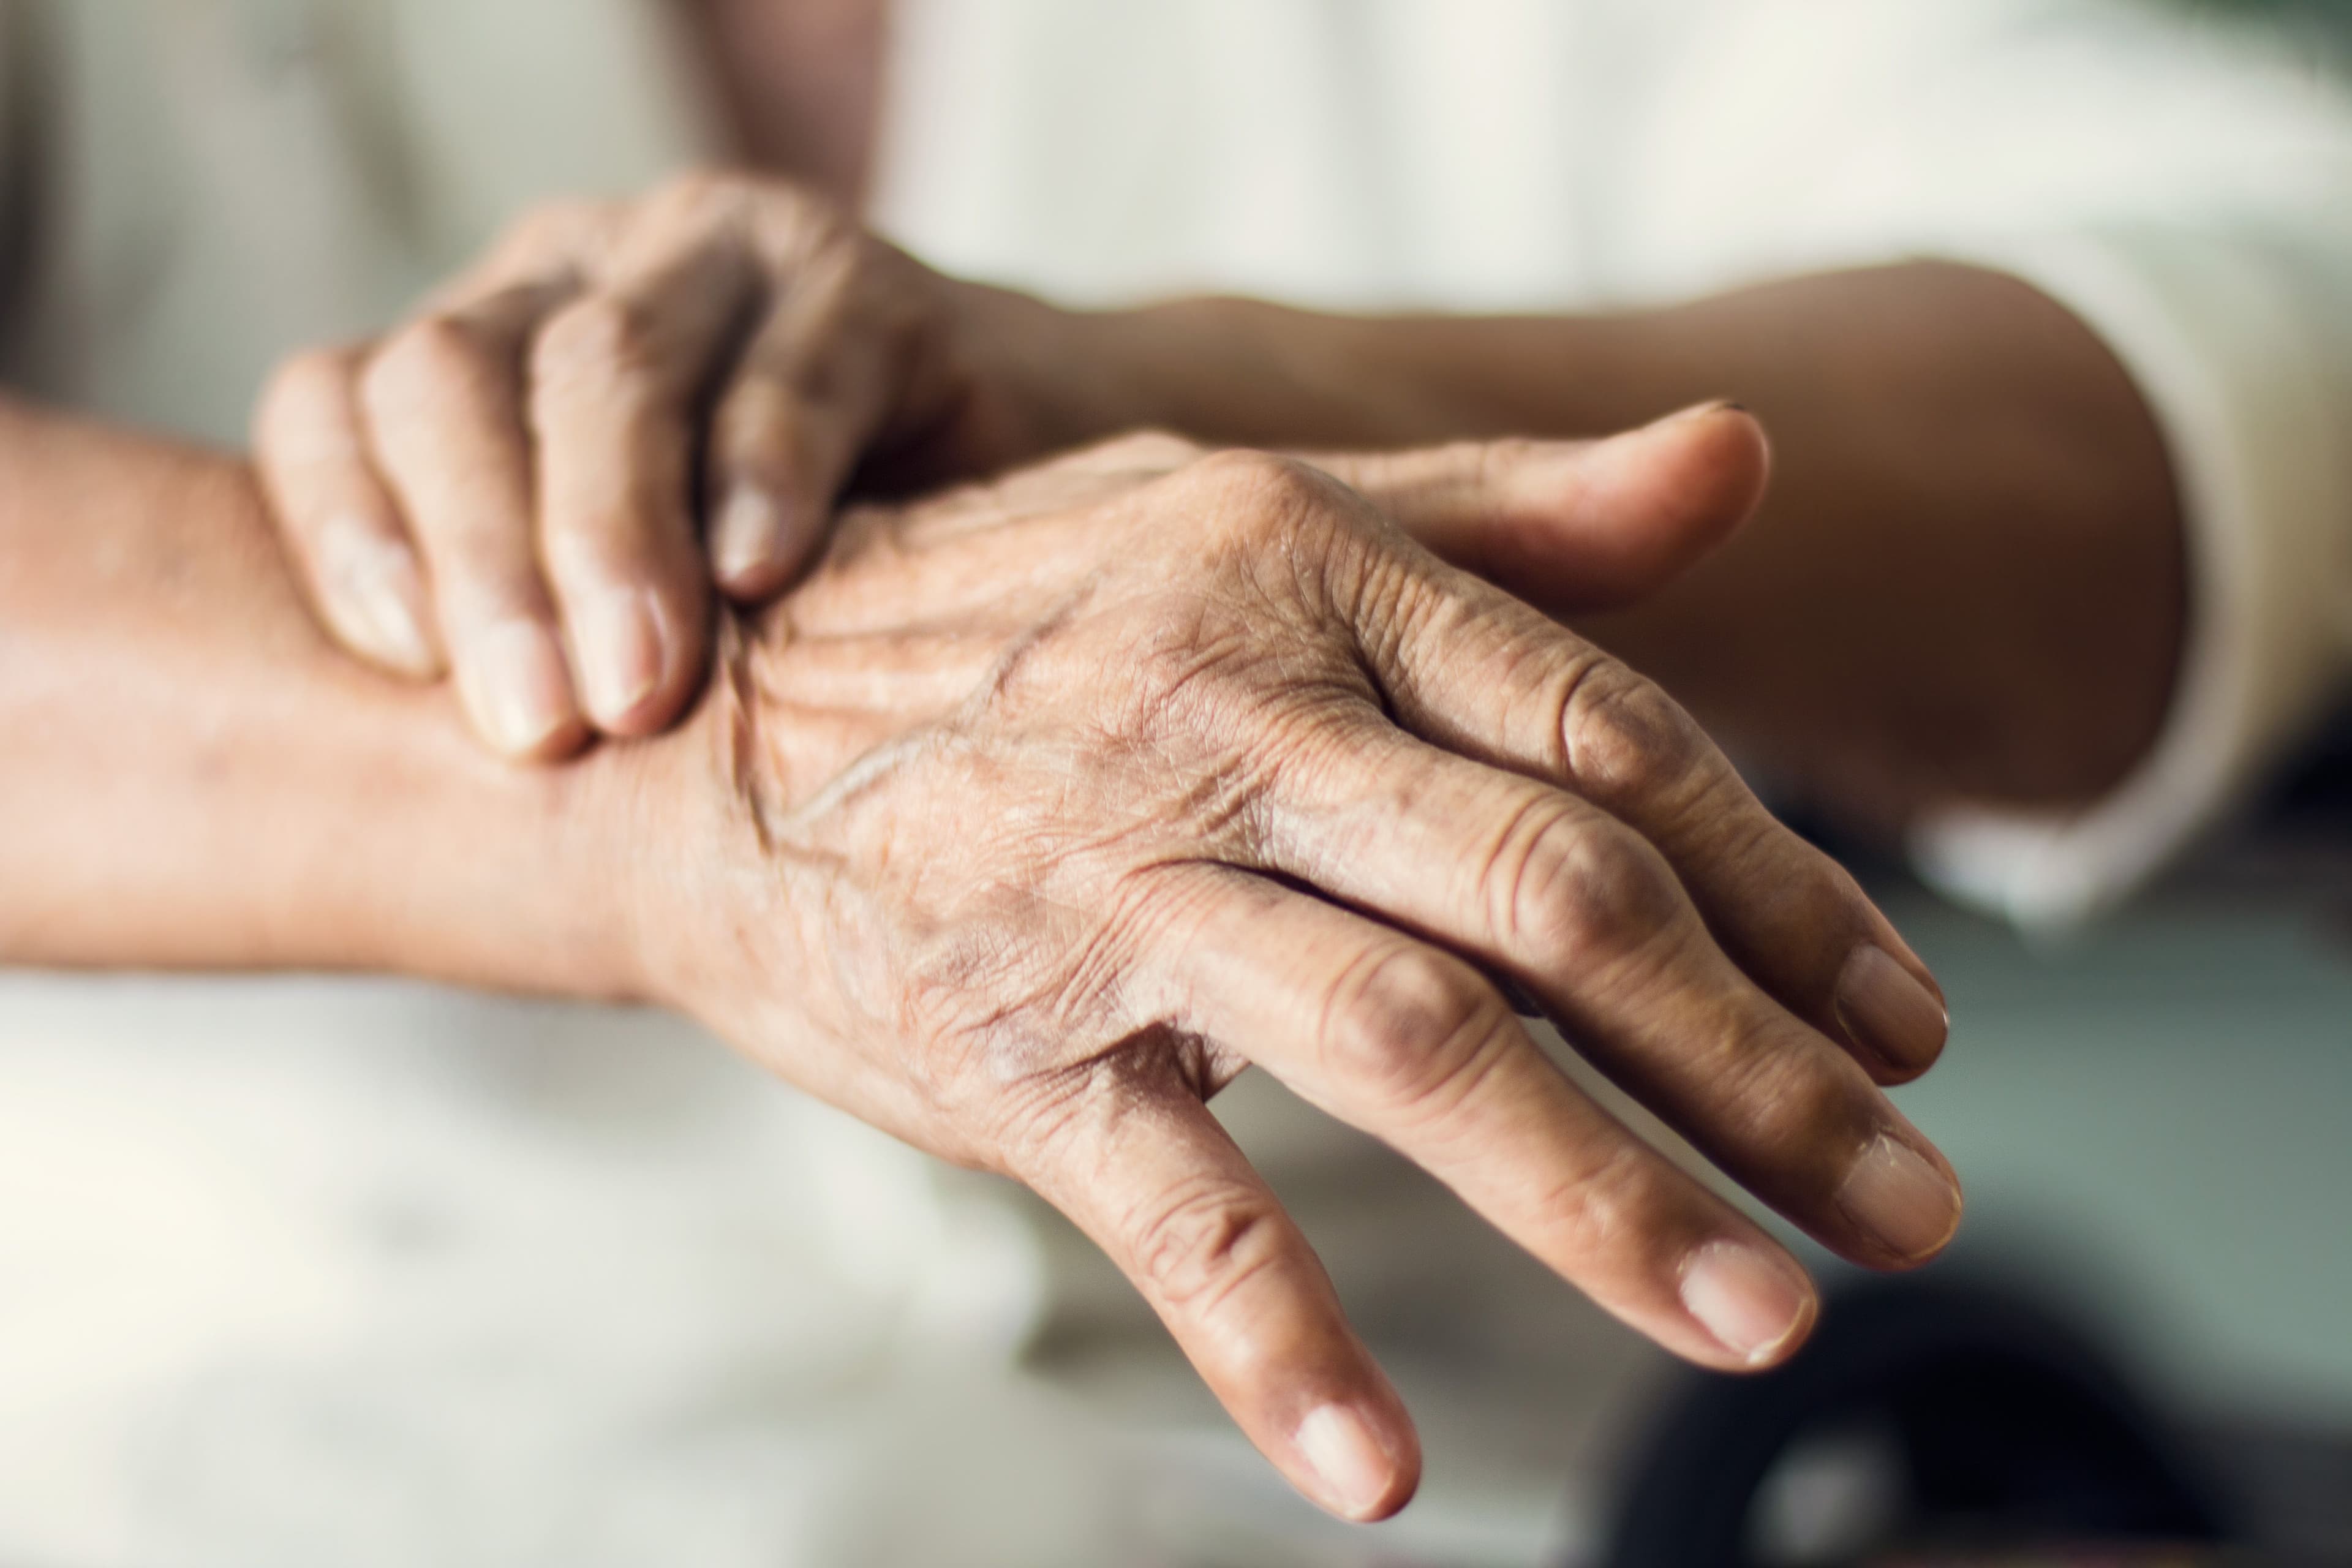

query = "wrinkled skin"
[[616, 428, 1960, 1521], [251, 170, 1761, 759], [254, 173, 1032, 756], [245, 172, 1961, 1515], [253, 167, 2187, 821]]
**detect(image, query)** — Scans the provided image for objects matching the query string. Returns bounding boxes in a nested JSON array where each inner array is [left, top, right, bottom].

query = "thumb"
[[1308, 401, 1770, 614]]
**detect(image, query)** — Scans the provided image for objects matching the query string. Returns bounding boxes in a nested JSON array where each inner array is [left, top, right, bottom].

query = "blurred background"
[[4, 2, 2352, 1564]]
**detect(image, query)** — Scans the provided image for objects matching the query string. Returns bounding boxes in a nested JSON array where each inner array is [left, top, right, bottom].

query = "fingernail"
[[1834, 944, 1949, 1071], [1680, 1240, 1814, 1365], [459, 618, 575, 755], [573, 585, 667, 726], [318, 515, 435, 675], [711, 484, 787, 586], [1837, 1134, 1963, 1262], [1296, 1403, 1394, 1520]]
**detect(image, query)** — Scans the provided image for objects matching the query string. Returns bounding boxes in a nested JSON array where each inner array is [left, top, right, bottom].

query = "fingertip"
[[504, 722, 594, 764], [1833, 943, 1951, 1080], [1874, 918, 1950, 1016], [1835, 1131, 1966, 1270], [1679, 398, 1772, 519], [476, 707, 592, 764], [1679, 1238, 1819, 1371], [1294, 1400, 1422, 1522], [710, 481, 818, 599], [1689, 400, 1773, 525], [570, 581, 686, 736], [314, 514, 443, 680], [1447, 404, 1773, 612], [1600, 398, 1771, 564], [454, 616, 590, 761]]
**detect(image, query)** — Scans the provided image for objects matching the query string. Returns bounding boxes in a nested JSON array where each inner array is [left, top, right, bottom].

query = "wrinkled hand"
[[251, 168, 1764, 766], [622, 416, 1959, 1522], [254, 172, 1030, 757]]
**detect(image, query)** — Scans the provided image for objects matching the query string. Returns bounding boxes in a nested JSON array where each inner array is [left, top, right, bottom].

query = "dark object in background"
[[1594, 1275, 2236, 1567]]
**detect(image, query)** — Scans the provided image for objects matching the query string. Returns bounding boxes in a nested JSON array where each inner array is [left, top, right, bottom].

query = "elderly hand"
[[615, 415, 1958, 1522], [252, 172, 1054, 758], [252, 171, 1760, 764]]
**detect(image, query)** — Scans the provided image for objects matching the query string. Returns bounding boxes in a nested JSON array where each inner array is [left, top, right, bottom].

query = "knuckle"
[[1192, 448, 1327, 509], [712, 372, 797, 453], [1317, 944, 1507, 1109], [1132, 1175, 1289, 1314], [1564, 666, 1709, 805], [1716, 1032, 1867, 1153], [1097, 429, 1204, 472], [530, 295, 663, 404], [778, 181, 848, 241], [363, 316, 497, 420], [254, 346, 357, 450], [498, 197, 612, 259], [652, 168, 783, 247], [1509, 815, 1684, 969], [1178, 450, 1344, 550], [654, 165, 747, 213], [1711, 810, 1865, 963], [748, 176, 855, 266], [262, 345, 351, 410], [1535, 1140, 1675, 1265], [1814, 865, 1894, 962]]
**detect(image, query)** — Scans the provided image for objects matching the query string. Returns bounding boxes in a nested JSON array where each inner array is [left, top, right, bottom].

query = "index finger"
[[1009, 1058, 1419, 1522]]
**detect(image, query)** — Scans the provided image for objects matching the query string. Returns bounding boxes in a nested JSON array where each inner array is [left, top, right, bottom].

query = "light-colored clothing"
[[869, 0, 2352, 932], [4, 2, 2352, 1563]]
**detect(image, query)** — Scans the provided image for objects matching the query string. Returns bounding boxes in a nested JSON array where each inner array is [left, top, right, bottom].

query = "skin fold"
[[6, 396, 1960, 1521]]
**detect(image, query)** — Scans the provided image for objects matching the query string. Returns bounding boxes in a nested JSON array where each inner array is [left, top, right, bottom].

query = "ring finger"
[[1147, 864, 1822, 1372], [361, 276, 587, 758]]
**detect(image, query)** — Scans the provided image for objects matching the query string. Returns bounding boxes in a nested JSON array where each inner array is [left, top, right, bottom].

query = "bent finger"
[[1261, 726, 1961, 1270], [1012, 1066, 1419, 1522], [1354, 522, 1947, 1082], [254, 345, 440, 677], [530, 206, 763, 734], [705, 221, 910, 597], [1148, 865, 1822, 1373], [363, 279, 586, 760]]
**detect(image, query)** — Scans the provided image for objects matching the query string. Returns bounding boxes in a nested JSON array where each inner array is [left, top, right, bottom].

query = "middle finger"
[[529, 192, 766, 734], [1259, 720, 1963, 1271]]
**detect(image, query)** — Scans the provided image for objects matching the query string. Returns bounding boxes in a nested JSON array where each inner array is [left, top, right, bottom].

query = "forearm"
[[0, 398, 645, 997], [1033, 263, 2187, 820]]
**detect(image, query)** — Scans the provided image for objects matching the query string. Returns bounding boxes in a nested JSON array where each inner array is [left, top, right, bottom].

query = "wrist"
[[946, 279, 1163, 459], [981, 295, 1530, 454], [0, 411, 658, 999], [255, 674, 663, 1004], [592, 621, 834, 1056], [946, 285, 1452, 460]]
